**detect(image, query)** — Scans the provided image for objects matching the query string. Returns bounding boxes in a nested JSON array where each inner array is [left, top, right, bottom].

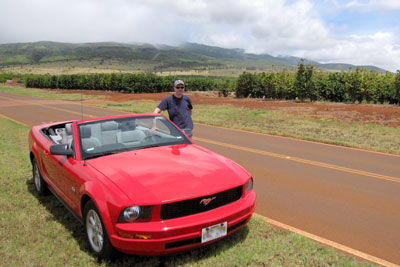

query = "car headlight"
[[245, 177, 253, 194], [118, 206, 153, 223]]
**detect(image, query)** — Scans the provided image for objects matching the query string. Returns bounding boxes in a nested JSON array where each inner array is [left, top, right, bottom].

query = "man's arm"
[[154, 97, 168, 114], [151, 107, 162, 134], [153, 107, 162, 114], [186, 97, 193, 115]]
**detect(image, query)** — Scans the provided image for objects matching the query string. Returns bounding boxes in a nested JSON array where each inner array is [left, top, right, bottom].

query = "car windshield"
[[78, 116, 191, 160]]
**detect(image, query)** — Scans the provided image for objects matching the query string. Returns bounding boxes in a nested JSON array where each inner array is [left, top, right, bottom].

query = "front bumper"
[[110, 190, 256, 255]]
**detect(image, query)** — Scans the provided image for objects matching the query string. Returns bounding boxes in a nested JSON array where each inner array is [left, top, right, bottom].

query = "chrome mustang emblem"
[[200, 197, 216, 206]]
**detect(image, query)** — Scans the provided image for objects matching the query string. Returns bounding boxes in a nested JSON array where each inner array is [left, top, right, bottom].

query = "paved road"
[[1, 91, 400, 265]]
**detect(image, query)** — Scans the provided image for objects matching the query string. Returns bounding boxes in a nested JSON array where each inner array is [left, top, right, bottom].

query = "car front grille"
[[160, 186, 243, 220]]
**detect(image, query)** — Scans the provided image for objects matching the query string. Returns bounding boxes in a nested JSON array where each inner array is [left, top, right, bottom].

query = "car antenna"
[[80, 89, 83, 120], [80, 89, 87, 167]]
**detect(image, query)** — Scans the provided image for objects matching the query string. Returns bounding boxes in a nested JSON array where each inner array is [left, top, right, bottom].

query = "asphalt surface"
[[1, 91, 400, 265]]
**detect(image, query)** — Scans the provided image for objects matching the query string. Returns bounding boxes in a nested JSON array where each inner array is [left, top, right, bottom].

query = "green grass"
[[2, 85, 400, 154], [99, 101, 400, 155], [2, 86, 399, 154], [0, 86, 104, 101], [0, 117, 376, 266], [1, 55, 32, 64], [0, 59, 163, 75]]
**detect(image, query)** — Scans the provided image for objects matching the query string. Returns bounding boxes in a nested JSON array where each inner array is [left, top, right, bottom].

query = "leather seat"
[[81, 125, 101, 152]]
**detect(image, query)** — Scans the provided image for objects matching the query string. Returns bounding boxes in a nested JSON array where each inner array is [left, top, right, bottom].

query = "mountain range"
[[0, 41, 386, 74]]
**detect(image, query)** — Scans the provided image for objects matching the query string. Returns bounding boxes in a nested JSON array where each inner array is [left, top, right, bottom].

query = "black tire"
[[84, 200, 117, 259], [32, 158, 49, 196]]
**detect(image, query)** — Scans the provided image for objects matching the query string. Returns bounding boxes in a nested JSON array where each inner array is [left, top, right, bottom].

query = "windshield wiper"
[[138, 140, 189, 150], [85, 151, 119, 160], [139, 144, 163, 149]]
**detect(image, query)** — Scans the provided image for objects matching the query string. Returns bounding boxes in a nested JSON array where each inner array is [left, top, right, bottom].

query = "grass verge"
[[0, 86, 104, 101], [0, 116, 377, 266], [98, 101, 400, 155], [2, 86, 399, 154], [2, 85, 399, 154]]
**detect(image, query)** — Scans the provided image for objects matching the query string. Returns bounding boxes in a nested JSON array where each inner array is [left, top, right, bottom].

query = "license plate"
[[201, 222, 227, 243]]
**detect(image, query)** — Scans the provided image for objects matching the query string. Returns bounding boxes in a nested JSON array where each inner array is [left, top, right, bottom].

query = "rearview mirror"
[[50, 144, 74, 157]]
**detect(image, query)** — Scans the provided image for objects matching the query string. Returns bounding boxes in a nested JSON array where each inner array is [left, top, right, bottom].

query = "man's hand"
[[149, 126, 159, 135]]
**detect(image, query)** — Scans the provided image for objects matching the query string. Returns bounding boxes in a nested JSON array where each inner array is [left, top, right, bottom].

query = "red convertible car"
[[29, 114, 256, 259]]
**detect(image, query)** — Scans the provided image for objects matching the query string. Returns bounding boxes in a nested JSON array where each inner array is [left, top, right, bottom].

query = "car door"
[[41, 124, 82, 213]]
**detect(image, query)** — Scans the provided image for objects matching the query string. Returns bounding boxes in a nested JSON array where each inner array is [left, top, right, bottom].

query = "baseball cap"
[[174, 80, 184, 87]]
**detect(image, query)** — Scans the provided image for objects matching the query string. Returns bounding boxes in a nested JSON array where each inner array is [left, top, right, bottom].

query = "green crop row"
[[23, 73, 227, 93], [10, 60, 400, 105], [236, 61, 400, 105]]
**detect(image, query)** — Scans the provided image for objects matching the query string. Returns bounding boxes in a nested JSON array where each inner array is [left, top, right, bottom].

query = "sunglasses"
[[175, 86, 185, 89]]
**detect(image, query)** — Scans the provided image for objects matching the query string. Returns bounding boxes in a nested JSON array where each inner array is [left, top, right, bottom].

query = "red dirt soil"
[[60, 89, 400, 128]]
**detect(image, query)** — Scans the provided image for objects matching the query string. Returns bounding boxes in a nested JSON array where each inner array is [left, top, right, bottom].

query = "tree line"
[[24, 73, 223, 93], [17, 61, 400, 105], [236, 59, 400, 105]]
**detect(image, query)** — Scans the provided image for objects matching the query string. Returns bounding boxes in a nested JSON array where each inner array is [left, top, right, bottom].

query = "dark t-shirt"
[[158, 95, 193, 130]]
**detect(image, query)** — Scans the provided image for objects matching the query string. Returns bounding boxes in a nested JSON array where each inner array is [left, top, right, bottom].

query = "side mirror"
[[183, 128, 192, 138], [50, 144, 74, 157]]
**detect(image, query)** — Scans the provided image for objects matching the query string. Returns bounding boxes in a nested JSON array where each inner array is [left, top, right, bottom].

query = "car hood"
[[87, 144, 250, 205]]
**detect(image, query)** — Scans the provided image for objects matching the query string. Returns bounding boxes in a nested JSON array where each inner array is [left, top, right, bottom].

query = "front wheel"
[[32, 158, 49, 196], [84, 200, 116, 259]]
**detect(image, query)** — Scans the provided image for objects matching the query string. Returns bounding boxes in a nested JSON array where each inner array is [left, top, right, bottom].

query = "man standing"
[[154, 80, 194, 134]]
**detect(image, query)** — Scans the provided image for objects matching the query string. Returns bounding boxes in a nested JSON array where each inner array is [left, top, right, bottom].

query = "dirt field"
[[61, 89, 400, 128]]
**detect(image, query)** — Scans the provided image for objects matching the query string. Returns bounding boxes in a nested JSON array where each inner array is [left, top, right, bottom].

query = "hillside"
[[0, 41, 387, 75]]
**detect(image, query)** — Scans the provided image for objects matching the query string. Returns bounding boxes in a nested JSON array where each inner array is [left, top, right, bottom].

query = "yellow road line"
[[0, 95, 95, 119], [194, 136, 400, 183], [254, 213, 399, 267], [2, 93, 398, 183], [194, 122, 400, 157], [2, 93, 398, 265], [0, 113, 30, 127]]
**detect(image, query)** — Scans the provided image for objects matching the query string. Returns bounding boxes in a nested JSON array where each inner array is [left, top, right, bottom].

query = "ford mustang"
[[29, 114, 256, 259]]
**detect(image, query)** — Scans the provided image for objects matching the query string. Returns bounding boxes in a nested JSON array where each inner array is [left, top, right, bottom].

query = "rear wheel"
[[32, 158, 49, 196], [84, 200, 116, 259]]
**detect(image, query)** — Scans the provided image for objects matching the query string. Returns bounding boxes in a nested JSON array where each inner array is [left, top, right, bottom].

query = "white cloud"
[[346, 0, 400, 11], [159, 0, 331, 54], [304, 32, 400, 71], [0, 0, 399, 71]]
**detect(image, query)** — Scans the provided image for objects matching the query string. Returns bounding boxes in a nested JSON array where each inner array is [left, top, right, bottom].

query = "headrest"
[[81, 126, 92, 139], [101, 121, 118, 131], [119, 120, 136, 131], [65, 123, 73, 135]]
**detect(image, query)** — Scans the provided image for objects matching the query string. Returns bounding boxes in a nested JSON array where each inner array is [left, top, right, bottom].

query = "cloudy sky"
[[1, 0, 399, 71]]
